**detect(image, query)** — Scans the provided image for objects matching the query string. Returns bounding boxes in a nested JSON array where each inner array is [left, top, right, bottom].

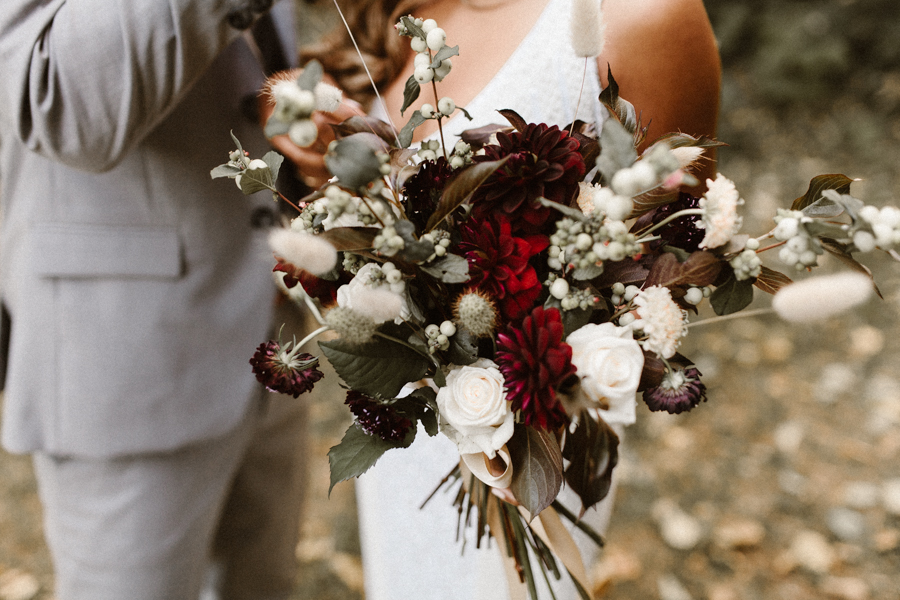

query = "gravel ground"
[[3, 2, 900, 599]]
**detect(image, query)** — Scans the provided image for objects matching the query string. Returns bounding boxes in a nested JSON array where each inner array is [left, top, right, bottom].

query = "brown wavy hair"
[[299, 0, 430, 107]]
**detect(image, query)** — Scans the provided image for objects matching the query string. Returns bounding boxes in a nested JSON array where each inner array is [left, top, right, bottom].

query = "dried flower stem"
[[635, 208, 703, 239], [685, 307, 774, 329], [331, 0, 401, 147], [431, 79, 449, 160], [569, 58, 589, 137], [294, 325, 333, 349]]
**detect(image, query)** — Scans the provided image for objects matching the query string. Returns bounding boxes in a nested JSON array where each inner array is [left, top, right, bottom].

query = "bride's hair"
[[299, 0, 428, 107]]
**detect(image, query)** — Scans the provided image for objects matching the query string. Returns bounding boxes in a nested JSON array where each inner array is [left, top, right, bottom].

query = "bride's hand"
[[259, 72, 364, 188]]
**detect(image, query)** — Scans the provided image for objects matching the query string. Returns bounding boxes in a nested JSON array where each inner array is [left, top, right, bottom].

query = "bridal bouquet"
[[213, 12, 892, 599]]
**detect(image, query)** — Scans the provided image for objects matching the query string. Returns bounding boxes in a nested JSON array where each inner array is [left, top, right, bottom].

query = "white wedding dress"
[[356, 0, 625, 597]]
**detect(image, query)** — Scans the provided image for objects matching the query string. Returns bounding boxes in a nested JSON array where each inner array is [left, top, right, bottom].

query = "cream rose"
[[436, 358, 514, 458], [567, 323, 644, 426]]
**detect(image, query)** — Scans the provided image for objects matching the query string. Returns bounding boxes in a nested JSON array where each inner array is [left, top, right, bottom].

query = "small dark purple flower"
[[249, 340, 324, 398], [345, 390, 413, 442], [642, 366, 707, 414], [651, 192, 704, 252]]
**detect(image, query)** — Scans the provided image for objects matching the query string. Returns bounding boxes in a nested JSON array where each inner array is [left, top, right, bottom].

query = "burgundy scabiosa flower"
[[250, 340, 324, 398], [650, 192, 704, 252], [642, 366, 707, 414], [345, 390, 413, 442], [495, 306, 577, 430], [472, 123, 586, 233], [402, 157, 454, 233], [458, 214, 548, 322]]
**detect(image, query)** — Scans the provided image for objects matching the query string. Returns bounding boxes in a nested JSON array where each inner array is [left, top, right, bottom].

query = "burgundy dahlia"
[[472, 123, 586, 233], [402, 157, 454, 233], [458, 214, 548, 322], [249, 340, 324, 398], [642, 366, 707, 414], [345, 390, 413, 442], [495, 306, 577, 430]]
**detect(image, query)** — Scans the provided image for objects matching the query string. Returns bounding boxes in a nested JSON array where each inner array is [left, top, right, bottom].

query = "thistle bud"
[[453, 290, 498, 338]]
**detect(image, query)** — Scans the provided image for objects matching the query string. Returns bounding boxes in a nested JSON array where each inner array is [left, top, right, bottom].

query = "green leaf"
[[507, 425, 564, 518], [430, 45, 459, 69], [399, 16, 426, 39], [753, 266, 793, 295], [643, 251, 723, 290], [432, 367, 446, 388], [317, 227, 378, 252], [399, 110, 428, 149], [405, 387, 440, 437], [791, 174, 855, 212], [400, 74, 421, 116], [419, 254, 470, 283], [319, 337, 430, 398], [328, 423, 413, 494], [296, 59, 324, 91], [595, 114, 638, 184], [710, 273, 754, 315], [262, 151, 284, 183], [264, 118, 291, 139], [425, 157, 509, 231], [571, 264, 604, 281], [562, 414, 619, 515], [446, 326, 479, 366], [238, 164, 275, 195], [324, 134, 384, 189], [210, 164, 242, 180]]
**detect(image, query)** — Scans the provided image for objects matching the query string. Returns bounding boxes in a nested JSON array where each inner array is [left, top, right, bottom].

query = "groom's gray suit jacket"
[[0, 0, 295, 457]]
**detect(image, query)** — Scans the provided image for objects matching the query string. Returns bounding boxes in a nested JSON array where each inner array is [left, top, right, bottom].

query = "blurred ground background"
[[2, 0, 900, 598]]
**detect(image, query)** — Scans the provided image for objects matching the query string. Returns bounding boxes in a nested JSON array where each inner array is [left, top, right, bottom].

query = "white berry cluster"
[[609, 282, 640, 307], [373, 225, 406, 257], [425, 321, 456, 353], [730, 248, 762, 281], [610, 146, 681, 198], [418, 139, 442, 162], [422, 229, 452, 260], [366, 262, 405, 295], [270, 79, 343, 148], [449, 140, 473, 169], [400, 18, 453, 84], [419, 97, 456, 120], [588, 185, 634, 222], [773, 209, 823, 270], [855, 204, 900, 251], [548, 217, 640, 272], [683, 286, 712, 305], [342, 253, 368, 275], [546, 276, 598, 311]]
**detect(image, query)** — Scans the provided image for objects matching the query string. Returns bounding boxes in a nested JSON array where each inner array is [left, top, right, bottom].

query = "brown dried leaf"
[[317, 227, 378, 252], [424, 157, 509, 232], [643, 251, 723, 290], [791, 174, 855, 212], [508, 425, 564, 518], [753, 266, 793, 295]]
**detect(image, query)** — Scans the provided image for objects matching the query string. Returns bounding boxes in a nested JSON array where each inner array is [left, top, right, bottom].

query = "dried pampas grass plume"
[[772, 272, 874, 323], [571, 0, 606, 58]]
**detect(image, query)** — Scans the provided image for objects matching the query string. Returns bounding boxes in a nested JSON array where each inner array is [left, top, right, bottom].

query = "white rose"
[[437, 358, 514, 458], [336, 263, 409, 324], [567, 323, 644, 426]]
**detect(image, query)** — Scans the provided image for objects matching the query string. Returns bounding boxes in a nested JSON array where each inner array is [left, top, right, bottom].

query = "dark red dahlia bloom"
[[642, 366, 707, 414], [402, 157, 454, 233], [495, 306, 576, 430], [249, 340, 324, 398], [472, 123, 585, 233], [345, 390, 413, 442], [458, 215, 549, 321]]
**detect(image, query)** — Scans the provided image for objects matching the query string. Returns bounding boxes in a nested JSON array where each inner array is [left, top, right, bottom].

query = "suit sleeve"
[[0, 0, 251, 172]]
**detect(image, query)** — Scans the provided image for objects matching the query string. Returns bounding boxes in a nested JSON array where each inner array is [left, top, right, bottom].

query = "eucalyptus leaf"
[[419, 254, 470, 283], [562, 414, 619, 514], [319, 337, 430, 398], [425, 157, 509, 231], [595, 115, 638, 185], [710, 273, 754, 316], [238, 164, 275, 195], [430, 45, 459, 69], [328, 422, 413, 494], [507, 425, 564, 518], [296, 59, 324, 92], [325, 135, 384, 190], [261, 151, 284, 182], [210, 164, 242, 180]]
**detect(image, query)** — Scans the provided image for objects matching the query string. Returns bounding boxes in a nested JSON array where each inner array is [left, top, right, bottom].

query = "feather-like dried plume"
[[772, 272, 873, 323], [268, 229, 338, 276], [571, 0, 606, 58]]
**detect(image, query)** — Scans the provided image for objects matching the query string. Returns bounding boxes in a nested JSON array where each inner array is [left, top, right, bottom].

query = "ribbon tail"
[[487, 496, 528, 600]]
